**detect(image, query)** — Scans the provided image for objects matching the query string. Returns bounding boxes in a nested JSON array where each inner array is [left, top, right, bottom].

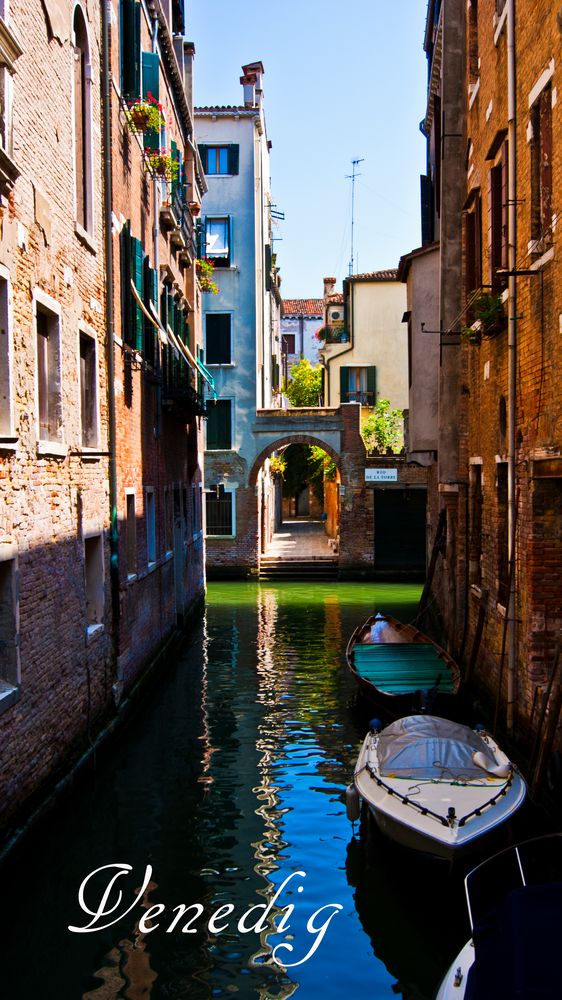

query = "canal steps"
[[259, 554, 339, 581]]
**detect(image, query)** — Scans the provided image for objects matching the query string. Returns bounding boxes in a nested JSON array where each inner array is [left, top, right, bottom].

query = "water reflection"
[[2, 581, 441, 1000]]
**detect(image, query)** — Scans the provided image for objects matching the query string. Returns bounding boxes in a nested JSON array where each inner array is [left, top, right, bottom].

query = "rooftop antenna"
[[346, 158, 364, 276]]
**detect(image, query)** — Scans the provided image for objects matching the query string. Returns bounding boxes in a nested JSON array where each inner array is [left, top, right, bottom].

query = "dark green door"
[[374, 489, 427, 572]]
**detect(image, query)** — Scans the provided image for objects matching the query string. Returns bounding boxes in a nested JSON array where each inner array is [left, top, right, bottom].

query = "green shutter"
[[367, 366, 377, 405], [131, 236, 144, 351], [265, 244, 272, 291], [120, 221, 132, 344], [171, 139, 180, 201], [120, 0, 141, 101], [141, 51, 160, 150], [340, 366, 349, 404], [228, 144, 239, 174], [198, 144, 209, 173]]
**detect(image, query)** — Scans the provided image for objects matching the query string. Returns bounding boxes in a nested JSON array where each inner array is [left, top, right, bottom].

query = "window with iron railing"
[[206, 487, 234, 536]]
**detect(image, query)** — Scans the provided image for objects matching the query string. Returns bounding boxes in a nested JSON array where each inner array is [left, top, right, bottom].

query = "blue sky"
[[189, 1, 428, 298]]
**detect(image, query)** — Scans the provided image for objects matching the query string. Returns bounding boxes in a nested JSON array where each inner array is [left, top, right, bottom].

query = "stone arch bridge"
[[205, 404, 376, 578]]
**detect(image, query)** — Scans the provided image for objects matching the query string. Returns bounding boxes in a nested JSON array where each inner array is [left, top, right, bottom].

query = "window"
[[497, 463, 509, 606], [35, 300, 62, 443], [204, 217, 230, 267], [119, 0, 141, 101], [73, 7, 93, 234], [120, 222, 144, 350], [488, 144, 508, 288], [199, 144, 239, 176], [192, 484, 202, 536], [340, 366, 376, 406], [282, 333, 296, 354], [0, 555, 19, 707], [125, 492, 137, 577], [465, 192, 482, 301], [0, 272, 13, 437], [164, 487, 172, 554], [206, 313, 231, 364], [530, 84, 552, 242], [469, 464, 483, 587], [146, 488, 156, 565], [206, 399, 232, 450], [79, 331, 98, 447], [206, 486, 234, 537], [84, 534, 104, 628]]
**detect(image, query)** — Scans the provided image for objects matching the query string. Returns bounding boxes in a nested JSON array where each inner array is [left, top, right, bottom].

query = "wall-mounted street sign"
[[365, 468, 399, 483]]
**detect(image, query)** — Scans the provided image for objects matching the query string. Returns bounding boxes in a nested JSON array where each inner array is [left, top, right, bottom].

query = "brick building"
[[405, 0, 561, 753], [0, 1, 111, 839], [0, 0, 208, 848]]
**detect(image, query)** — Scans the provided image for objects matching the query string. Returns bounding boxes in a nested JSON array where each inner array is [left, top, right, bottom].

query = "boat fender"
[[472, 750, 511, 778], [369, 718, 382, 734], [346, 783, 361, 822]]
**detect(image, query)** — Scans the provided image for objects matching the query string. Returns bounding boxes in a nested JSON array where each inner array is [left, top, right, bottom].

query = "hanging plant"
[[145, 149, 179, 181], [125, 93, 165, 135], [196, 258, 219, 294], [462, 292, 506, 343]]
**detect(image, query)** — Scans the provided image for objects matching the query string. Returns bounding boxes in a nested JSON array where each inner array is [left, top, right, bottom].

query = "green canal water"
[[2, 583, 485, 999]]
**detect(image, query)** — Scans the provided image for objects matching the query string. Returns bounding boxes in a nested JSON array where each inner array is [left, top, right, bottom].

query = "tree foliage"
[[361, 399, 404, 454], [281, 444, 335, 503], [285, 359, 323, 407]]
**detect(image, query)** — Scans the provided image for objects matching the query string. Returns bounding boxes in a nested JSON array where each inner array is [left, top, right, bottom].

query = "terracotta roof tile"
[[282, 298, 324, 316], [326, 293, 344, 304], [348, 268, 399, 282]]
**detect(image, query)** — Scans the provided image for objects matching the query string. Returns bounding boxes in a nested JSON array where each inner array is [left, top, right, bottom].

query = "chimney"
[[241, 61, 265, 108], [323, 277, 337, 300], [183, 42, 195, 112], [240, 71, 257, 108]]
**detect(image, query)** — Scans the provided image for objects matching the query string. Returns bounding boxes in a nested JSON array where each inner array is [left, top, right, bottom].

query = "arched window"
[[72, 7, 92, 234]]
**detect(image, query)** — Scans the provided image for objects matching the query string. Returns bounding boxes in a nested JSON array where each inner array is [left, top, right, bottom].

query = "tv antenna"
[[346, 158, 364, 275]]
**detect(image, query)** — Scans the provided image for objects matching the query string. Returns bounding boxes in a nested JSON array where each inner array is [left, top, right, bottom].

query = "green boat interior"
[[352, 642, 456, 693]]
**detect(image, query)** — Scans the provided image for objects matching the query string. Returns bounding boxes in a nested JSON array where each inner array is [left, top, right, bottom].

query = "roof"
[[194, 106, 259, 116], [397, 241, 440, 281], [283, 298, 324, 316], [347, 269, 399, 282], [326, 292, 344, 304]]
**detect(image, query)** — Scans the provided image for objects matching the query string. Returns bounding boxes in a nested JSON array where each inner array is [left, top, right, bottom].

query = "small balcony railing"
[[325, 325, 350, 344], [341, 390, 375, 406]]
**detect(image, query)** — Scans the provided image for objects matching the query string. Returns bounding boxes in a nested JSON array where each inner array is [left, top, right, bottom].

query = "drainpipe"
[[506, 0, 517, 733], [101, 0, 120, 661], [152, 18, 161, 440]]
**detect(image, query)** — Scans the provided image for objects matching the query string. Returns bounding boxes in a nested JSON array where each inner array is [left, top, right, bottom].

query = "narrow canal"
[[1, 582, 532, 999]]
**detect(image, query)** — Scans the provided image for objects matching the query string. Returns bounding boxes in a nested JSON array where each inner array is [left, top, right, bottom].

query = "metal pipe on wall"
[[506, 0, 517, 732]]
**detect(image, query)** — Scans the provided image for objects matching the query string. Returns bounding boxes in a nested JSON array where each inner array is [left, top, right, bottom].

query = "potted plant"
[[463, 292, 506, 343], [125, 92, 165, 135], [145, 149, 179, 181], [189, 201, 201, 217], [196, 258, 219, 295]]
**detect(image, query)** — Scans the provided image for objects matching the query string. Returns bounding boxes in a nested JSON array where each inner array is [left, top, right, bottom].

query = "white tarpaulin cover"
[[377, 716, 498, 780]]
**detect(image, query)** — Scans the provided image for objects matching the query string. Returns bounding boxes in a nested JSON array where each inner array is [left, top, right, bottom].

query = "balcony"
[[317, 322, 350, 346], [341, 391, 375, 406], [162, 367, 205, 420]]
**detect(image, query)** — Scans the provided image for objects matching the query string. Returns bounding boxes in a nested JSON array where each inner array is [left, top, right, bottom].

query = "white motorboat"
[[436, 834, 562, 999], [353, 715, 526, 860]]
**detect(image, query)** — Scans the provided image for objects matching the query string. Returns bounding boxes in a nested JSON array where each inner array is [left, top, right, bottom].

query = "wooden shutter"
[[339, 366, 349, 404], [540, 88, 553, 234], [120, 0, 141, 100], [420, 174, 433, 245], [366, 366, 377, 406], [141, 51, 160, 150], [130, 236, 144, 351], [120, 222, 132, 344], [474, 193, 482, 290], [198, 144, 209, 173], [501, 141, 509, 271], [171, 139, 181, 201], [228, 144, 239, 174], [206, 314, 231, 364], [465, 211, 476, 298]]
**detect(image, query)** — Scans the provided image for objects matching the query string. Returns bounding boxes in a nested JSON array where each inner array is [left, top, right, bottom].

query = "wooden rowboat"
[[346, 612, 461, 718]]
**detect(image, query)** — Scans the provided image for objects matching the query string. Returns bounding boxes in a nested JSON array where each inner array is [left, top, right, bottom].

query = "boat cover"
[[465, 881, 562, 999], [377, 716, 499, 780]]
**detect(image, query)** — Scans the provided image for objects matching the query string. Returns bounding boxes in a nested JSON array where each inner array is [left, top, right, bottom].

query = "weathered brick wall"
[[456, 1, 562, 738], [0, 1, 111, 835]]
